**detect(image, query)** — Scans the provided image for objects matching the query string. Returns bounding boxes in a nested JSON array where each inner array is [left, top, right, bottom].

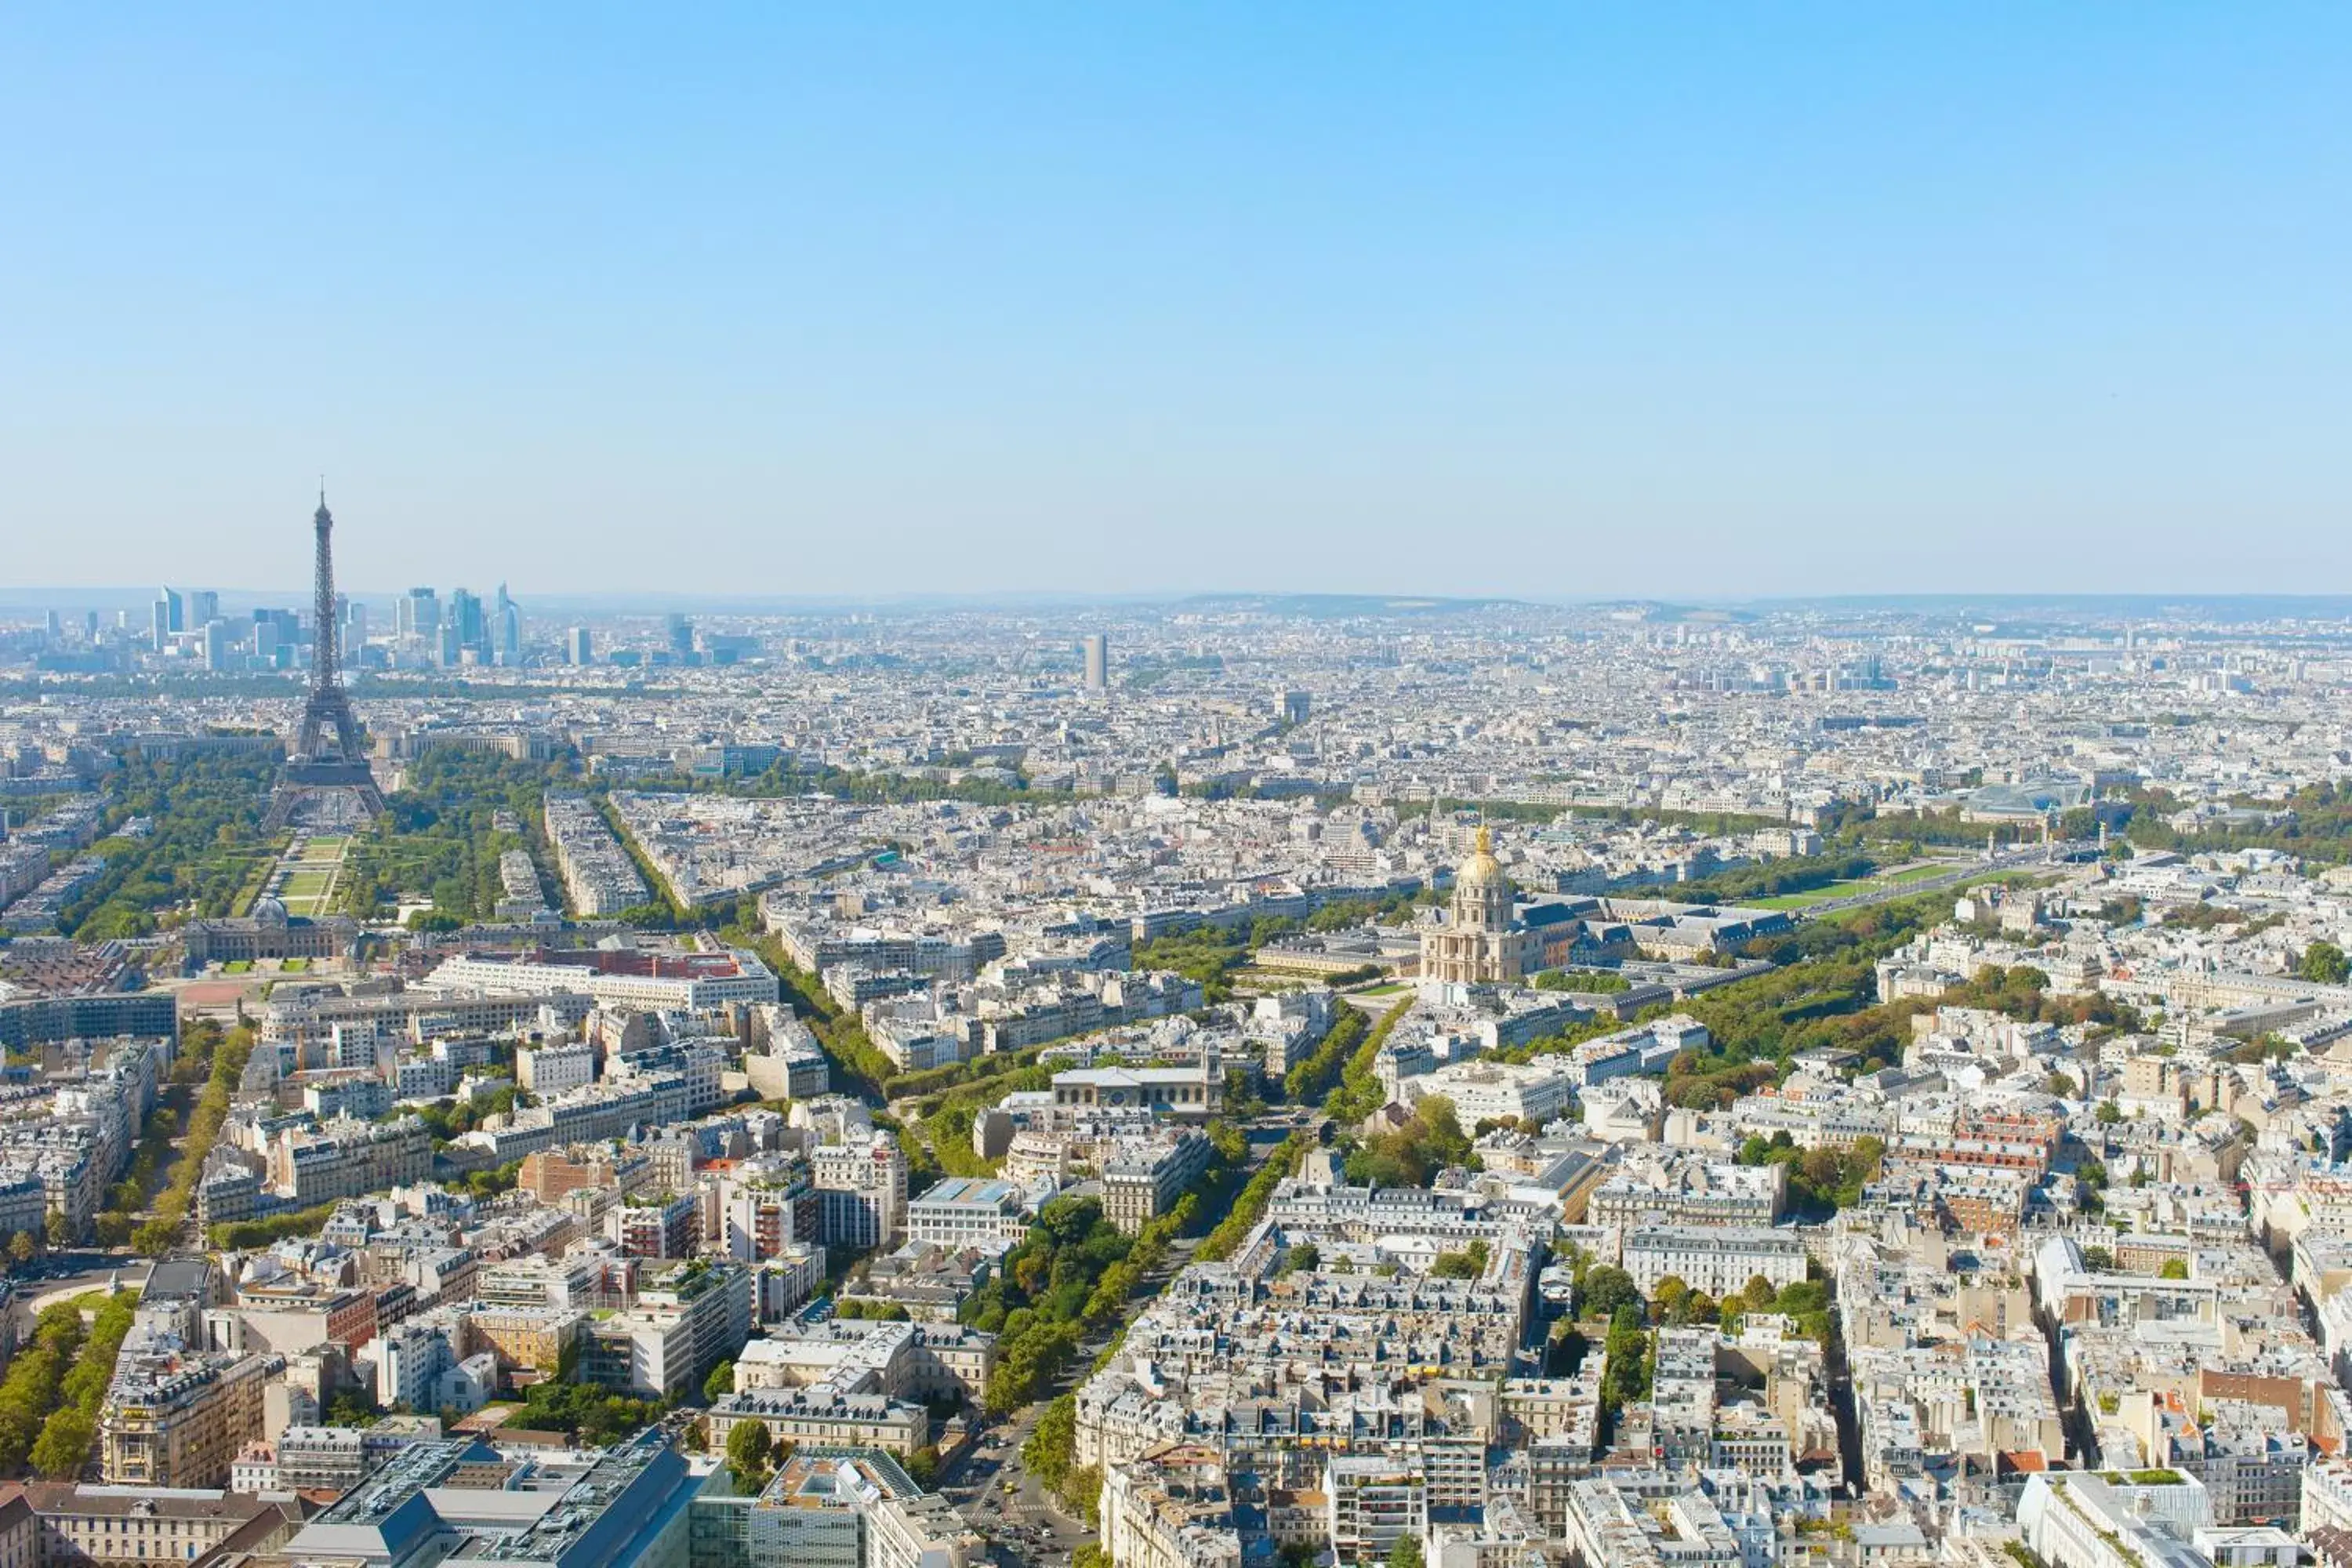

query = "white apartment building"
[[1398, 1058, 1575, 1128], [1326, 1454, 1429, 1563], [813, 1130, 909, 1250], [1621, 1225, 1808, 1299], [423, 946, 779, 1011], [517, 1040, 596, 1096]]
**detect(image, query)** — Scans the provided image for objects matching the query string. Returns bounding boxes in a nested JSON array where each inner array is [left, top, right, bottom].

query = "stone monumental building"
[[1419, 826, 1541, 985]]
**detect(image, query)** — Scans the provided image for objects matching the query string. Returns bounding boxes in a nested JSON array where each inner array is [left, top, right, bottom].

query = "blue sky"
[[4, 6, 2347, 599]]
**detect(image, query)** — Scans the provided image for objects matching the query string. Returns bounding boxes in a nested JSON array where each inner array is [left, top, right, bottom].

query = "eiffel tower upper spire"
[[311, 485, 340, 695]]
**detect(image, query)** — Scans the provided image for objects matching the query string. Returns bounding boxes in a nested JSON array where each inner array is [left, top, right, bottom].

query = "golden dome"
[[1457, 825, 1506, 889]]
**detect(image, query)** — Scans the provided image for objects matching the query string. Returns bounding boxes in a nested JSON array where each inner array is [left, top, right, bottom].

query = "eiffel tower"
[[264, 490, 386, 829]]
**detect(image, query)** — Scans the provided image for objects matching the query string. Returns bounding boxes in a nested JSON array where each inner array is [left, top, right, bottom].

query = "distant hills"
[[5, 586, 2351, 624]]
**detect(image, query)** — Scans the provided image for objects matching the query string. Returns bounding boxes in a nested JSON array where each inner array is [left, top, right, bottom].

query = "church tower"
[[1420, 824, 1536, 985], [1453, 825, 1513, 932]]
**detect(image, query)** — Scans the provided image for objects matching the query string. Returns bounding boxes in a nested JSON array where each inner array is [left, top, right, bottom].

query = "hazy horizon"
[[15, 586, 2352, 626]]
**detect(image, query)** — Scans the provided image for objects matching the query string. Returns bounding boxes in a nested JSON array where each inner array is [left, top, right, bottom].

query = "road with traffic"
[[941, 1105, 1311, 1565], [8, 1250, 151, 1334], [1791, 840, 2095, 918]]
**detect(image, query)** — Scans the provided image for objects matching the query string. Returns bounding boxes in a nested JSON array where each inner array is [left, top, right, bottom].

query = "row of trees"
[[1081, 1189, 1201, 1327], [1569, 1250, 1831, 1334], [645, 757, 1071, 811], [1281, 1006, 1367, 1104], [0, 1298, 89, 1472], [135, 1022, 254, 1254], [80, 1018, 230, 1250], [211, 1200, 340, 1250], [750, 945, 895, 1098], [1024, 1396, 1090, 1520], [1325, 999, 1414, 1122], [749, 927, 1142, 1125], [96, 1087, 185, 1246], [1437, 797, 1787, 838], [1195, 1131, 1312, 1264], [1531, 967, 1632, 994], [0, 1289, 137, 1476], [1020, 1130, 1272, 1521], [889, 1044, 1051, 1109], [967, 1195, 1131, 1412], [45, 1290, 137, 1475], [750, 935, 1043, 1112], [969, 1170, 1226, 1414], [1632, 1270, 1833, 1339]]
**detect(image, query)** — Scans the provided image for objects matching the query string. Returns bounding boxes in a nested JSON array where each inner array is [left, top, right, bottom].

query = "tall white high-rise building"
[[812, 1129, 908, 1250]]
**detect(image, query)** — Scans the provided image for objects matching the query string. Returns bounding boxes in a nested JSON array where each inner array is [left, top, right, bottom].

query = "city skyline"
[[23, 577, 2352, 623], [8, 465, 2352, 1565]]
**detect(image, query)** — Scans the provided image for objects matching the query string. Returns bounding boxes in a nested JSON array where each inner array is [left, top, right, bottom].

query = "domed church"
[[1418, 826, 1541, 985]]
